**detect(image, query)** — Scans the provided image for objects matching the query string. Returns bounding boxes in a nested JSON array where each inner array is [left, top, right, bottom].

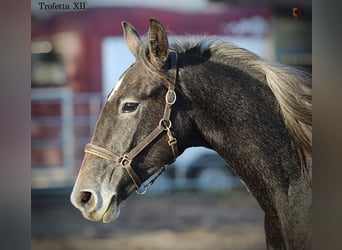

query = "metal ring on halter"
[[135, 184, 149, 195], [165, 90, 177, 105], [135, 165, 168, 195], [159, 119, 172, 130]]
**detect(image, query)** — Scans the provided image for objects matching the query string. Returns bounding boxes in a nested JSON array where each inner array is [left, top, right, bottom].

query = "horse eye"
[[122, 102, 139, 113]]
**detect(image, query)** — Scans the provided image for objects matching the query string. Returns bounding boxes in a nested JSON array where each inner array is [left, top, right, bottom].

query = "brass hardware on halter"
[[166, 127, 177, 146], [159, 119, 172, 130], [118, 154, 132, 166]]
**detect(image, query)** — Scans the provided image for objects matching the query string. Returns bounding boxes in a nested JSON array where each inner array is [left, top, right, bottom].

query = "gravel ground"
[[32, 188, 265, 250]]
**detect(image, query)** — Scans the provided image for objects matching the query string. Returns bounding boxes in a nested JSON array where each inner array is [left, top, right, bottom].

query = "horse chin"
[[102, 196, 121, 223], [79, 194, 121, 223]]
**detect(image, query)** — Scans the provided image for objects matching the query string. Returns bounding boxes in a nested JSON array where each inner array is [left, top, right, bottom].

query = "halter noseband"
[[84, 51, 179, 194]]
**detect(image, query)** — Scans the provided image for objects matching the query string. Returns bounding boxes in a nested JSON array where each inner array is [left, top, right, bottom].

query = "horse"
[[70, 19, 312, 249]]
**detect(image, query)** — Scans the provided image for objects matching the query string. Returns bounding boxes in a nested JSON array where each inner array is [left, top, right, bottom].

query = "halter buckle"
[[119, 154, 131, 166]]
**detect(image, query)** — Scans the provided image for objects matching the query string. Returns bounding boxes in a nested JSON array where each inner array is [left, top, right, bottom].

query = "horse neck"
[[179, 60, 304, 208]]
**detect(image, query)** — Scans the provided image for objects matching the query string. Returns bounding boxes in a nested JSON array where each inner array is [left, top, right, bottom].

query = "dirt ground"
[[32, 188, 265, 250]]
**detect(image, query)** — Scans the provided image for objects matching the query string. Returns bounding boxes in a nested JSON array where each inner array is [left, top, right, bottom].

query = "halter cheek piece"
[[84, 51, 179, 194]]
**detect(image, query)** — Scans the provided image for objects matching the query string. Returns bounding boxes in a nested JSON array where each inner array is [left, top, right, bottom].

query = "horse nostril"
[[71, 190, 97, 212], [80, 191, 92, 203], [70, 189, 98, 212]]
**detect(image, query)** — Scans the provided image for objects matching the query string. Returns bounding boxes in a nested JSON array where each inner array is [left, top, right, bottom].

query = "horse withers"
[[70, 19, 312, 249]]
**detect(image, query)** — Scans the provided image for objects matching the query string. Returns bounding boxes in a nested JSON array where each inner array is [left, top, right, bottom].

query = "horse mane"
[[139, 38, 312, 178]]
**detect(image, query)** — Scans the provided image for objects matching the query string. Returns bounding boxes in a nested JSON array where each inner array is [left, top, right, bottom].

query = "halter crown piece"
[[84, 51, 179, 194]]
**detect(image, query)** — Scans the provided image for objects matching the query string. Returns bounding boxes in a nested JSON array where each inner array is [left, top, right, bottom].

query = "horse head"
[[70, 19, 196, 223]]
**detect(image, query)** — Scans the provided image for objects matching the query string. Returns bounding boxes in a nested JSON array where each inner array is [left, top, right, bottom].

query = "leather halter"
[[84, 51, 179, 192]]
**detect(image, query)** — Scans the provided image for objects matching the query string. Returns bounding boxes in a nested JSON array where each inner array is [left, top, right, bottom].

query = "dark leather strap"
[[122, 161, 142, 189], [126, 125, 165, 161]]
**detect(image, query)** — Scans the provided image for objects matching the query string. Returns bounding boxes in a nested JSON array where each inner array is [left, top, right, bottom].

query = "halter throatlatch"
[[84, 51, 179, 194]]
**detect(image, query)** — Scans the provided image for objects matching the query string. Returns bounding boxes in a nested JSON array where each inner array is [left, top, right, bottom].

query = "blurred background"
[[31, 0, 311, 249]]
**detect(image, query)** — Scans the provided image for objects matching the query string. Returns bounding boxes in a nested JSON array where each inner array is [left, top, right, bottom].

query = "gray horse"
[[71, 19, 312, 249]]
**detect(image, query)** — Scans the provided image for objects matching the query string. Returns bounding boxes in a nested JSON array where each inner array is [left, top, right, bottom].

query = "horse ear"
[[147, 18, 169, 67], [122, 21, 142, 58]]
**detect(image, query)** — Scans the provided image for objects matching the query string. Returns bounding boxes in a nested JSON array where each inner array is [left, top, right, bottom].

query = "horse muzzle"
[[70, 188, 121, 223]]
